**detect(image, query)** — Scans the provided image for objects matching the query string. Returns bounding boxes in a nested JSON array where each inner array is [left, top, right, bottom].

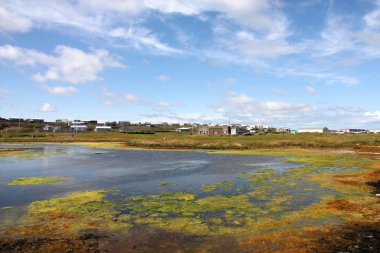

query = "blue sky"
[[0, 0, 380, 129]]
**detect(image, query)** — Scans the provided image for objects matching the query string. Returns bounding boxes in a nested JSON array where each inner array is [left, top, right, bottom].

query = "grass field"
[[1, 131, 380, 149]]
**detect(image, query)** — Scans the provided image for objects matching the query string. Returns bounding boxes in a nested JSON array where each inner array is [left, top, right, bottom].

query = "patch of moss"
[[201, 181, 234, 192], [7, 176, 66, 185], [24, 190, 132, 233]]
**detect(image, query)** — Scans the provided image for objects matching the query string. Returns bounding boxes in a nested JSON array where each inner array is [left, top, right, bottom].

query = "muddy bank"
[[0, 229, 242, 253], [1, 221, 379, 253]]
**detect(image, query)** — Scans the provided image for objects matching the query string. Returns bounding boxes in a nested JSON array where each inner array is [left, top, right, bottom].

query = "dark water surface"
[[0, 144, 302, 208]]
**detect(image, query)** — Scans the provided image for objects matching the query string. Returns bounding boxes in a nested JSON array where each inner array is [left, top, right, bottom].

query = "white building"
[[298, 128, 324, 133], [43, 125, 61, 132], [94, 126, 112, 132], [340, 129, 369, 134], [176, 127, 191, 132], [69, 121, 87, 132]]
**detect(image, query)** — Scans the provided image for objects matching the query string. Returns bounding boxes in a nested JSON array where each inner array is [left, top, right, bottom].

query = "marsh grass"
[[2, 132, 380, 149]]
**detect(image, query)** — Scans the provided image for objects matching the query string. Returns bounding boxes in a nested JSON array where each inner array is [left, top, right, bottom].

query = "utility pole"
[[18, 114, 21, 133]]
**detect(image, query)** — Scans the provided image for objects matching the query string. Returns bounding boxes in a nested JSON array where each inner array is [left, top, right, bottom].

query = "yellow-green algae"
[[7, 176, 66, 185], [0, 148, 29, 158], [201, 181, 234, 192], [23, 190, 132, 233]]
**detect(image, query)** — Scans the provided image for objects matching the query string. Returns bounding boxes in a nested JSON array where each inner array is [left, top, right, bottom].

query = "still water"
[[0, 144, 302, 208]]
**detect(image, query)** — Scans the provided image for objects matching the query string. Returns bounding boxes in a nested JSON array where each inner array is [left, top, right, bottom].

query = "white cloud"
[[239, 40, 299, 57], [260, 101, 313, 112], [364, 1, 380, 30], [139, 112, 223, 125], [100, 87, 141, 106], [223, 92, 314, 117], [100, 86, 119, 106], [0, 87, 10, 99], [326, 76, 359, 86], [0, 6, 32, 32], [1, 1, 183, 56], [271, 88, 285, 96], [1, 1, 290, 57], [152, 101, 183, 111], [157, 101, 172, 107], [44, 85, 77, 95], [79, 0, 145, 15], [145, 0, 288, 37], [364, 111, 380, 120], [39, 102, 56, 112], [207, 78, 236, 87], [156, 74, 170, 81], [124, 92, 140, 102], [109, 27, 184, 55], [2, 0, 380, 96], [227, 92, 255, 105], [0, 44, 124, 84], [304, 85, 316, 94], [316, 16, 355, 57]]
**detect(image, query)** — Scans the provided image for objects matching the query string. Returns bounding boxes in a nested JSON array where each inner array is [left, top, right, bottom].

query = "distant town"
[[0, 116, 379, 135]]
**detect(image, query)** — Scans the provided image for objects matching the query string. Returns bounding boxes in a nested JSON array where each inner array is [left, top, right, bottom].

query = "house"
[[340, 129, 369, 134], [8, 118, 24, 123], [176, 127, 191, 132], [85, 120, 98, 124], [69, 121, 87, 132], [43, 125, 61, 132], [197, 125, 209, 135], [208, 126, 225, 135], [26, 118, 44, 123], [197, 125, 249, 136], [118, 121, 131, 126], [56, 119, 69, 124], [225, 125, 250, 135], [94, 126, 112, 132]]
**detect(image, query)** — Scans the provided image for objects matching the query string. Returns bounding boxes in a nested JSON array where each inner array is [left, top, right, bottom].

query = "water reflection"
[[0, 145, 303, 207]]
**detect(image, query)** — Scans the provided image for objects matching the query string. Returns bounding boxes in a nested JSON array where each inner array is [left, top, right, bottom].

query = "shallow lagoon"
[[2, 144, 376, 252], [0, 144, 307, 206]]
